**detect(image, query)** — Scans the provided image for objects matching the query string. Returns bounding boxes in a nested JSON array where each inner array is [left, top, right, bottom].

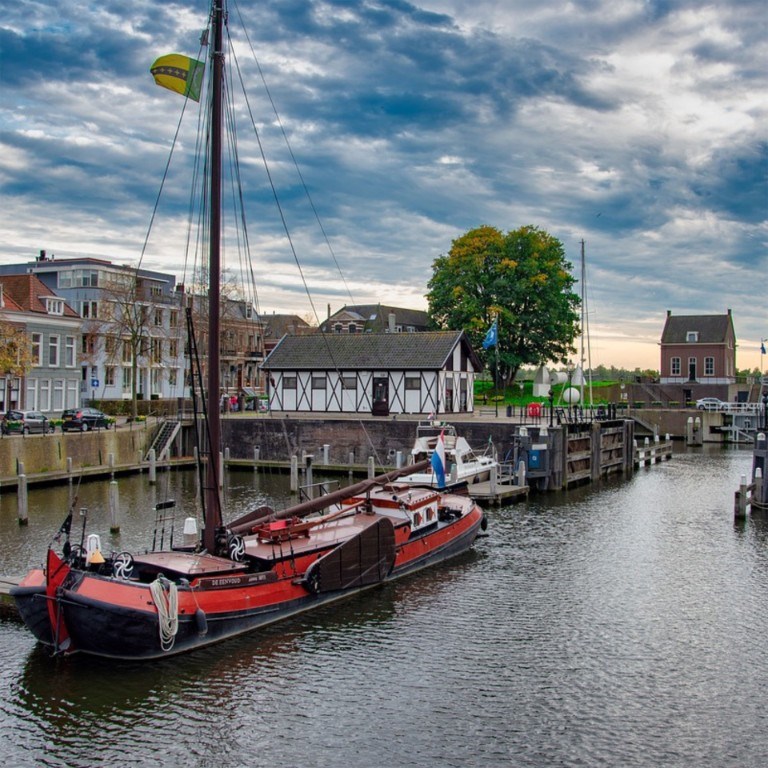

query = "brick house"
[[659, 309, 737, 385]]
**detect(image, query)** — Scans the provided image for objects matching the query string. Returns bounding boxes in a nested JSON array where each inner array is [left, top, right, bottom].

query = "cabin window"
[[342, 376, 356, 390], [283, 376, 297, 390], [312, 376, 327, 390], [686, 331, 699, 342], [705, 357, 714, 376], [671, 357, 681, 376], [405, 376, 420, 390]]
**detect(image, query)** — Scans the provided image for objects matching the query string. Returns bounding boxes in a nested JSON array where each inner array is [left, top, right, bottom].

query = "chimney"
[[388, 312, 396, 332], [327, 303, 331, 319], [38, 249, 46, 261]]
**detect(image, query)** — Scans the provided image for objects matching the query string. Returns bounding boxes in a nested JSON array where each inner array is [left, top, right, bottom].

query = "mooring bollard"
[[368, 456, 375, 479], [396, 450, 403, 469], [18, 473, 28, 526], [735, 474, 749, 519], [148, 448, 157, 485], [109, 479, 120, 533], [755, 467, 764, 508], [290, 455, 299, 493], [322, 444, 329, 466], [67, 456, 73, 482], [518, 460, 526, 489]]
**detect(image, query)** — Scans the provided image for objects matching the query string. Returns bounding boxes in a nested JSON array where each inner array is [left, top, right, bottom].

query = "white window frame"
[[48, 334, 60, 367]]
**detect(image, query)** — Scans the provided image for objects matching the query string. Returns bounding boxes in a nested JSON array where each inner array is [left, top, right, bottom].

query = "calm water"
[[1, 448, 767, 768]]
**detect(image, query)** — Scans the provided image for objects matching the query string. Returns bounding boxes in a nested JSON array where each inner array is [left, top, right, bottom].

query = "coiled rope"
[[149, 576, 179, 652]]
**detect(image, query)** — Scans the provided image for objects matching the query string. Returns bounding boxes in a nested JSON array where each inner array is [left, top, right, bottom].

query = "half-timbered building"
[[262, 331, 480, 415]]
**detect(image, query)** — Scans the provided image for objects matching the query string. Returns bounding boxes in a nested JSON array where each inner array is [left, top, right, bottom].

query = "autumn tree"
[[0, 319, 34, 378], [427, 225, 580, 385]]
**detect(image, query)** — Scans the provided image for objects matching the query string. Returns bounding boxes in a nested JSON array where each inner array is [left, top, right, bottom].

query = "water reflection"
[[3, 449, 768, 767]]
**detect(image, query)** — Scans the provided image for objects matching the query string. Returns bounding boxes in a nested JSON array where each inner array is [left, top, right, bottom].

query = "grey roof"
[[262, 330, 480, 371], [320, 303, 429, 333], [661, 312, 735, 344]]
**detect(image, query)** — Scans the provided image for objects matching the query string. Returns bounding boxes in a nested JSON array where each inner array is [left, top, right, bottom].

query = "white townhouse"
[[0, 274, 83, 413], [262, 331, 481, 415]]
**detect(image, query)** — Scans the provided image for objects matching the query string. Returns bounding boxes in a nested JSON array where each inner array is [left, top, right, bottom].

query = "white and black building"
[[262, 331, 481, 415]]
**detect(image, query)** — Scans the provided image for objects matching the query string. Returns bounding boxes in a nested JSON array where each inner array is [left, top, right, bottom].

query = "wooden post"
[[148, 448, 157, 485], [322, 444, 330, 466], [219, 450, 224, 489], [305, 454, 314, 497], [518, 460, 527, 489], [368, 456, 375, 479], [755, 467, 763, 507], [290, 455, 299, 493], [18, 473, 28, 526], [253, 446, 260, 472], [109, 479, 120, 533], [490, 464, 498, 495], [396, 450, 403, 469]]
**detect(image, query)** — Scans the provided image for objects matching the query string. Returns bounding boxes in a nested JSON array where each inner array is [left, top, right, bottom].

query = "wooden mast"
[[203, 0, 224, 552]]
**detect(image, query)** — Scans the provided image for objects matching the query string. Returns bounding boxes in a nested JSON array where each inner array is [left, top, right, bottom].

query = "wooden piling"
[[109, 479, 120, 533], [18, 473, 28, 526]]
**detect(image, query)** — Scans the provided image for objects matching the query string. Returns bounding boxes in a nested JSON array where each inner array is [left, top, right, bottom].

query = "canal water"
[[1, 447, 767, 767]]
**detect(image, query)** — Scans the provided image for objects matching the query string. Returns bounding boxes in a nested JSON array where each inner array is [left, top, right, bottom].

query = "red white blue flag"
[[431, 429, 446, 488]]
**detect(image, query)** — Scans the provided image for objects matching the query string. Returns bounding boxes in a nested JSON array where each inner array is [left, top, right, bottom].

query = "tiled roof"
[[0, 274, 79, 317], [261, 314, 313, 339], [661, 312, 734, 344], [263, 330, 479, 371]]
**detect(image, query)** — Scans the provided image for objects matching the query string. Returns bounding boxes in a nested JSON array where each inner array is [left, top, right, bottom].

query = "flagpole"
[[495, 313, 499, 417]]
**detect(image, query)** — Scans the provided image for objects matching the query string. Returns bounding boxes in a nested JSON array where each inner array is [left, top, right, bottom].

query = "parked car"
[[1, 409, 55, 435], [61, 407, 111, 432], [696, 397, 727, 411]]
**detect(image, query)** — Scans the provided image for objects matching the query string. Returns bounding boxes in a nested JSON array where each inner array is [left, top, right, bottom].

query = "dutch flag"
[[431, 429, 447, 489]]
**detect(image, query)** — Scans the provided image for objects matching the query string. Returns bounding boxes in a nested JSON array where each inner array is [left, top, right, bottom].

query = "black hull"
[[11, 586, 52, 645]]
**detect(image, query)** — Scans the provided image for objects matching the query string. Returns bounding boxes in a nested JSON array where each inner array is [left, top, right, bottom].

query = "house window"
[[122, 340, 132, 364], [705, 357, 714, 376], [48, 335, 60, 366], [52, 379, 65, 410], [348, 324, 358, 333], [170, 310, 179, 328], [105, 366, 116, 386], [407, 326, 416, 332], [58, 271, 73, 289], [64, 336, 76, 367], [686, 331, 699, 342], [46, 298, 64, 315], [283, 376, 297, 390], [405, 376, 421, 390], [334, 324, 343, 334], [122, 367, 132, 393], [169, 339, 179, 358], [169, 369, 178, 387], [312, 376, 327, 390], [39, 379, 51, 411], [342, 376, 357, 390], [81, 300, 98, 318], [151, 338, 163, 363], [31, 333, 42, 366], [154, 308, 163, 326], [671, 357, 681, 376], [150, 285, 162, 297]]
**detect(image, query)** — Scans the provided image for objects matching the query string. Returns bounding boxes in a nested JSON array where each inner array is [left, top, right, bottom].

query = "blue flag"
[[482, 321, 498, 350], [430, 430, 446, 489], [762, 341, 766, 355]]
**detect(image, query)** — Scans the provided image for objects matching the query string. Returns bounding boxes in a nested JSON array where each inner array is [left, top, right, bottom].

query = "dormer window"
[[46, 298, 64, 315], [686, 331, 698, 342]]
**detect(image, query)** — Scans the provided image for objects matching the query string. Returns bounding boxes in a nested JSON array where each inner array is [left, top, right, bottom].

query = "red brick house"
[[659, 309, 736, 385]]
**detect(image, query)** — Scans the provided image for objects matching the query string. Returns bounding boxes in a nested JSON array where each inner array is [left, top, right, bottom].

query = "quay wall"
[[0, 428, 151, 479]]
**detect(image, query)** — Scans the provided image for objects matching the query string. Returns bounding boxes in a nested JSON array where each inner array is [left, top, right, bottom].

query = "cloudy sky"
[[1, 0, 766, 370]]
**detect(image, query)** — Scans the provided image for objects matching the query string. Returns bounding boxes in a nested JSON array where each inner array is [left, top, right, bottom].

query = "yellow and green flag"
[[150, 54, 205, 102]]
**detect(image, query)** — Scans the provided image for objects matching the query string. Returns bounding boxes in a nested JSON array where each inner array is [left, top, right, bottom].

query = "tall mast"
[[204, 0, 224, 551]]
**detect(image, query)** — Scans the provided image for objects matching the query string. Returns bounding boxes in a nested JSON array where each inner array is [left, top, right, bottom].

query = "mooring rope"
[[149, 576, 179, 652]]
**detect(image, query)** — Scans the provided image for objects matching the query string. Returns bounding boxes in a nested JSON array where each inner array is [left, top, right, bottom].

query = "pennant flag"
[[150, 54, 205, 102], [430, 430, 447, 489], [482, 320, 498, 350], [762, 341, 766, 355]]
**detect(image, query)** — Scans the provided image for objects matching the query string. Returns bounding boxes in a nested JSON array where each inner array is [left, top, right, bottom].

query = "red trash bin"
[[527, 402, 542, 417]]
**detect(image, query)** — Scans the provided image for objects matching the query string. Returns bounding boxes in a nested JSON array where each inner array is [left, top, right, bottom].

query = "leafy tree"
[[427, 225, 580, 385], [0, 319, 34, 377]]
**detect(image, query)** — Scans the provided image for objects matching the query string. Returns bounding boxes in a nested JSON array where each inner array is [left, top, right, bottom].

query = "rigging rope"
[[150, 576, 179, 652]]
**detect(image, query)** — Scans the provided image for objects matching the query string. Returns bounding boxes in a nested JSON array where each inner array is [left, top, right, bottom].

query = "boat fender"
[[194, 607, 208, 636], [481, 515, 488, 531]]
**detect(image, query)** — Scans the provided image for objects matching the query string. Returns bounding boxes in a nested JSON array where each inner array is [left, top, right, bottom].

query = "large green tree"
[[427, 225, 580, 385]]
